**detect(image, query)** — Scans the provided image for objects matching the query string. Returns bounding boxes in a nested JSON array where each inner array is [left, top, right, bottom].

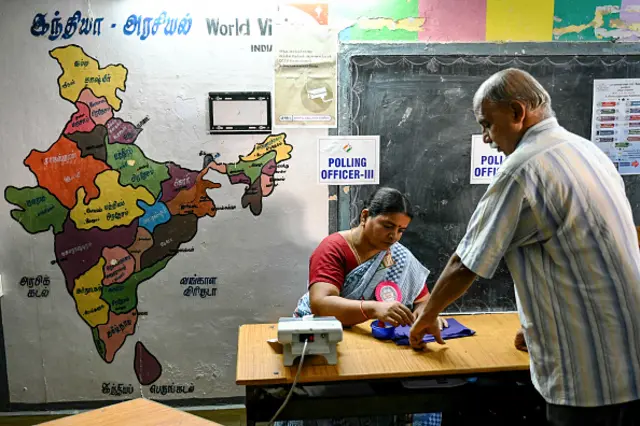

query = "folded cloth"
[[393, 318, 475, 346]]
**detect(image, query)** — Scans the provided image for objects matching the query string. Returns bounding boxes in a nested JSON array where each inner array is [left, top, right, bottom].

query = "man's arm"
[[410, 254, 477, 345], [410, 171, 529, 348], [422, 254, 477, 318], [412, 293, 449, 329]]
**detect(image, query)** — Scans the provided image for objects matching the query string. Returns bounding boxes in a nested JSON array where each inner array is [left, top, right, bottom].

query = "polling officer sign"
[[318, 136, 379, 185], [470, 134, 505, 184]]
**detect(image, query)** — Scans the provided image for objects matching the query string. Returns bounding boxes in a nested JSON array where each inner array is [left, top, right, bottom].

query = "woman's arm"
[[309, 282, 413, 327]]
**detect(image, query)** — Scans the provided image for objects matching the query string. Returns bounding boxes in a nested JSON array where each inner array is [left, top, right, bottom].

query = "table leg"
[[245, 386, 258, 426]]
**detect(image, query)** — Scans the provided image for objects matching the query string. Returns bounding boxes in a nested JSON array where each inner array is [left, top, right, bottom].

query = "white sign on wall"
[[470, 134, 505, 184], [318, 136, 379, 184]]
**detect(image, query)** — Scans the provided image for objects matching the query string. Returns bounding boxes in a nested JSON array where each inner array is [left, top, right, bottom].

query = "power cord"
[[268, 339, 309, 425]]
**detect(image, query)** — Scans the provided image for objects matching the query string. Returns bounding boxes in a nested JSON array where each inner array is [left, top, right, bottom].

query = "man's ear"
[[510, 101, 526, 124]]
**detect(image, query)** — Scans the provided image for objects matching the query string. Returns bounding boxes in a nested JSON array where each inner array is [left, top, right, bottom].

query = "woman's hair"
[[363, 187, 413, 219]]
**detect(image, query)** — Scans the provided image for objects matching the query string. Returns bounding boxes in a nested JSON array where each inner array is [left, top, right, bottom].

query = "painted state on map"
[[208, 133, 292, 216], [4, 44, 292, 387]]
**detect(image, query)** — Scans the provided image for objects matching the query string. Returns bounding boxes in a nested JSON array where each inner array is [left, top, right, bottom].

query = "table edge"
[[236, 363, 530, 386]]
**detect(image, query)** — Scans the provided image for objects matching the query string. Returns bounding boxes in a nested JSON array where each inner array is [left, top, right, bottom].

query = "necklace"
[[348, 228, 363, 265]]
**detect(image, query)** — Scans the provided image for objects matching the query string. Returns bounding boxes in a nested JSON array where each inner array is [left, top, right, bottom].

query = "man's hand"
[[407, 254, 477, 350], [409, 314, 446, 349], [413, 312, 448, 330], [514, 327, 528, 352], [412, 303, 447, 332]]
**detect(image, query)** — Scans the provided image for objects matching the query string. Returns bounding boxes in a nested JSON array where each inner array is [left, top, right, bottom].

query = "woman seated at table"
[[294, 186, 447, 331], [290, 187, 447, 426]]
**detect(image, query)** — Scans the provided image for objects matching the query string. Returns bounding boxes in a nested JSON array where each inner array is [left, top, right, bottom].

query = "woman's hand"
[[436, 316, 449, 330], [372, 301, 414, 326]]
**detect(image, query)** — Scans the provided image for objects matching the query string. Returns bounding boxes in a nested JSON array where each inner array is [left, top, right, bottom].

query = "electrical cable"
[[268, 339, 309, 425]]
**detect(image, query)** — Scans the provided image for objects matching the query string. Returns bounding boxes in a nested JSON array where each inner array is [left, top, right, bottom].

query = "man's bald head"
[[473, 68, 554, 119], [473, 69, 555, 156]]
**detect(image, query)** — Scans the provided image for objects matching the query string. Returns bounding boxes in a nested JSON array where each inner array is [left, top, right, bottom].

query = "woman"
[[295, 187, 447, 331], [290, 187, 446, 426]]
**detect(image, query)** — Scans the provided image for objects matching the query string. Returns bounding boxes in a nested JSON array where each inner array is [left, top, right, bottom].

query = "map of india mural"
[[4, 44, 292, 385]]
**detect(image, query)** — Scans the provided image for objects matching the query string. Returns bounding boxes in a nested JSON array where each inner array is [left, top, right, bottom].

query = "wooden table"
[[237, 313, 545, 425], [38, 398, 220, 425]]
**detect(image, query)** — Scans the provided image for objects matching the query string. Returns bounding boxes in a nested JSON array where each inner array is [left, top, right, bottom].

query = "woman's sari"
[[279, 242, 442, 426], [294, 242, 429, 317]]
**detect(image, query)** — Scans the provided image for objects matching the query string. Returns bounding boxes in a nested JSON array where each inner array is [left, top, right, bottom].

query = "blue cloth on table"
[[392, 318, 475, 345]]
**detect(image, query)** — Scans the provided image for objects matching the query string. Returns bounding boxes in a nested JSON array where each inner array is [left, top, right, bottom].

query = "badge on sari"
[[375, 280, 402, 302]]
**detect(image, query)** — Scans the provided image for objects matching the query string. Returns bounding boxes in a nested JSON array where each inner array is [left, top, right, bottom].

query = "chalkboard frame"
[[331, 42, 640, 314]]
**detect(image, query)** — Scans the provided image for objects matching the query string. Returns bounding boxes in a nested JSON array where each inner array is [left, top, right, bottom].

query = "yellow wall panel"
[[486, 0, 555, 41]]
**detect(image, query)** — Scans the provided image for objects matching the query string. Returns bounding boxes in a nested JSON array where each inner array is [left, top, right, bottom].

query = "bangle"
[[360, 300, 369, 320]]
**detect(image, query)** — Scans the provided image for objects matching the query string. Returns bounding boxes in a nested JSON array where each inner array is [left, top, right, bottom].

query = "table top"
[[38, 398, 220, 425], [236, 313, 530, 386]]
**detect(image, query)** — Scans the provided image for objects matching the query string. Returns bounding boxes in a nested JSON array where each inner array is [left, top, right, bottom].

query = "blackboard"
[[344, 53, 640, 313]]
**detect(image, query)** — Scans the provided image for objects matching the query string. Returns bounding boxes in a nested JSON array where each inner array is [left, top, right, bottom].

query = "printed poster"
[[591, 79, 640, 175], [470, 135, 505, 184], [318, 136, 379, 185], [274, 3, 337, 128]]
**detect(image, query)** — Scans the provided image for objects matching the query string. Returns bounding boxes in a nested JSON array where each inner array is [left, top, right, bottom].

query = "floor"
[[0, 408, 246, 425]]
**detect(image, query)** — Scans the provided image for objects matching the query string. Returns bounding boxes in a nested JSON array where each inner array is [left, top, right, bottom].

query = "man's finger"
[[410, 318, 426, 337], [409, 331, 424, 348], [433, 327, 446, 345], [411, 339, 426, 351], [409, 329, 421, 345]]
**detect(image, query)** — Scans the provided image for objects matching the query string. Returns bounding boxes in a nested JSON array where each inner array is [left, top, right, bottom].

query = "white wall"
[[0, 0, 328, 403]]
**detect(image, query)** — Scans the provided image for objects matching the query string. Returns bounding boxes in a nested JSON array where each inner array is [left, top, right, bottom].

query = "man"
[[411, 68, 640, 425]]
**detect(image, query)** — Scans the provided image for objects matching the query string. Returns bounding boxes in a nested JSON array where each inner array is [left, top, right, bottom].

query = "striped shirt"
[[457, 117, 640, 407]]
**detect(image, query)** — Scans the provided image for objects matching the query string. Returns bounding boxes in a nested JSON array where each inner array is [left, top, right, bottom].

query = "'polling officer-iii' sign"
[[470, 134, 505, 185], [318, 136, 380, 185]]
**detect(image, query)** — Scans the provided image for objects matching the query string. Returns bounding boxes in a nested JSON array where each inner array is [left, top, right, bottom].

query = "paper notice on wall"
[[470, 134, 505, 184], [274, 3, 337, 128], [318, 136, 379, 184], [591, 79, 640, 175]]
